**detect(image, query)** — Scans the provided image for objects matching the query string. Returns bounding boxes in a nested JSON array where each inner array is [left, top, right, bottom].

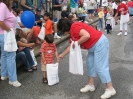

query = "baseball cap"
[[36, 8, 41, 12]]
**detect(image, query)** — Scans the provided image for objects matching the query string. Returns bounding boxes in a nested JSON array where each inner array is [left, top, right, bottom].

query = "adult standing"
[[20, 0, 35, 12], [0, 0, 21, 87], [127, 0, 133, 22], [37, 0, 46, 15], [86, 0, 96, 20], [70, 0, 77, 14], [115, 0, 129, 36], [52, 0, 62, 21], [35, 8, 44, 28], [57, 18, 116, 99]]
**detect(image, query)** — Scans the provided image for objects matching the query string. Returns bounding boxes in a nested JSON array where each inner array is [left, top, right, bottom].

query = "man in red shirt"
[[57, 18, 116, 99], [115, 0, 129, 36]]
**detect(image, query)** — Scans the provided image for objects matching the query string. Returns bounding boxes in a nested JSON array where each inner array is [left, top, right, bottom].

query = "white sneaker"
[[54, 35, 61, 39], [9, 81, 21, 87], [80, 85, 95, 92], [124, 32, 127, 36], [1, 76, 8, 80], [101, 88, 116, 99], [84, 21, 89, 24], [117, 32, 122, 35]]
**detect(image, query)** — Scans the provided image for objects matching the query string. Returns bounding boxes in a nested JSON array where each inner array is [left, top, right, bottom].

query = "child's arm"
[[41, 53, 46, 65]]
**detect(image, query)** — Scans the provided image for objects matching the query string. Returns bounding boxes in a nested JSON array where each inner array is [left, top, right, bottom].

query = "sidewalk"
[[17, 17, 99, 68]]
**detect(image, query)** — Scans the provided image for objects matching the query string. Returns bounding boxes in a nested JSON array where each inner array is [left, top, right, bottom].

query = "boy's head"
[[45, 34, 54, 44], [68, 14, 75, 21], [99, 7, 104, 11], [44, 12, 50, 21], [16, 8, 23, 16]]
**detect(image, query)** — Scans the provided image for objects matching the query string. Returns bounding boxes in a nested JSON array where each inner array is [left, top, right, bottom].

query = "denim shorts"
[[88, 9, 95, 14], [86, 34, 111, 83]]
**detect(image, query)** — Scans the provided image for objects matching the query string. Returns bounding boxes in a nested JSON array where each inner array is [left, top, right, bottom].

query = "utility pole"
[[100, 0, 102, 7]]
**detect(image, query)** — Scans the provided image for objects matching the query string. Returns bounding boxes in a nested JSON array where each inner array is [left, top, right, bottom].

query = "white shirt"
[[86, 0, 95, 9], [102, 0, 108, 7], [16, 16, 21, 29], [112, 2, 118, 9]]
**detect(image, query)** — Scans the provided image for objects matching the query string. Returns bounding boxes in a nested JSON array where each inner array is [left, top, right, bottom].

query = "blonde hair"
[[107, 6, 113, 12]]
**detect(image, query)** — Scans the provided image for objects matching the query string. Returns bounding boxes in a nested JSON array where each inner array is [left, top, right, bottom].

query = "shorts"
[[88, 9, 95, 14], [130, 14, 133, 16], [41, 64, 46, 71]]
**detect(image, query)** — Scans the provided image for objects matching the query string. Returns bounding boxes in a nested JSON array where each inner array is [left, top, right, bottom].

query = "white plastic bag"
[[46, 63, 59, 86], [69, 41, 83, 75], [4, 28, 18, 52], [121, 13, 129, 23], [38, 23, 45, 40], [30, 50, 37, 66]]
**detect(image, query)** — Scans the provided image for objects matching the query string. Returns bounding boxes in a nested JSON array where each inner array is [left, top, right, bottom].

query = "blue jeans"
[[0, 34, 17, 82], [98, 18, 103, 29], [86, 34, 111, 83], [16, 48, 34, 70]]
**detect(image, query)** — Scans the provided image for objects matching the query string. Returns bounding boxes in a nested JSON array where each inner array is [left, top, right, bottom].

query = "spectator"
[[52, 0, 62, 21], [127, 0, 133, 23], [57, 18, 116, 99], [37, 0, 46, 15], [86, 0, 96, 20], [61, 6, 69, 18], [16, 8, 33, 42], [12, 0, 18, 12], [15, 31, 36, 72], [106, 6, 113, 34], [44, 13, 61, 38], [40, 34, 59, 83], [0, 0, 21, 87], [70, 0, 76, 14], [35, 8, 44, 28], [98, 7, 104, 31], [115, 0, 129, 36], [20, 0, 35, 12]]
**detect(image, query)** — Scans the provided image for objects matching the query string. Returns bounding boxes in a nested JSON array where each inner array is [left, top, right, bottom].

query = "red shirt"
[[127, 1, 133, 8], [40, 41, 57, 64], [45, 19, 53, 35], [117, 3, 128, 15], [70, 22, 102, 49]]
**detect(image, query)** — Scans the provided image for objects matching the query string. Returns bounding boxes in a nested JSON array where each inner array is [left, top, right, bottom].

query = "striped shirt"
[[40, 41, 57, 64]]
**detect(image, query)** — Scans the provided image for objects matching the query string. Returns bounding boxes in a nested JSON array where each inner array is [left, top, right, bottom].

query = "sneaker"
[[9, 81, 21, 87], [80, 85, 95, 92], [1, 76, 8, 80], [54, 35, 61, 39], [101, 88, 116, 99], [84, 21, 89, 24], [117, 32, 122, 35], [124, 32, 127, 36]]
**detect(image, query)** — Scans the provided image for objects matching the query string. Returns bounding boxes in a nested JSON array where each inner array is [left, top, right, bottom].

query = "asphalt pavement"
[[0, 21, 133, 99]]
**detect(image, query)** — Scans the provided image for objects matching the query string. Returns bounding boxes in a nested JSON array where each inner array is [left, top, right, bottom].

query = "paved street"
[[0, 22, 133, 99]]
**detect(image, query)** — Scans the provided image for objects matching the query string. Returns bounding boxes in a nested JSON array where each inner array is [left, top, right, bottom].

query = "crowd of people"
[[0, 0, 133, 99]]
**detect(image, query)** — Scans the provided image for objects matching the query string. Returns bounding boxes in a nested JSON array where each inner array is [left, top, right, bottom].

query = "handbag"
[[46, 63, 59, 86], [4, 28, 18, 52], [38, 23, 45, 40], [69, 41, 83, 75], [30, 50, 37, 66]]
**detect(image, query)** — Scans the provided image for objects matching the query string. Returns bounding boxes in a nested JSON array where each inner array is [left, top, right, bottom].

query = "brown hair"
[[0, 0, 10, 9], [16, 8, 23, 15]]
